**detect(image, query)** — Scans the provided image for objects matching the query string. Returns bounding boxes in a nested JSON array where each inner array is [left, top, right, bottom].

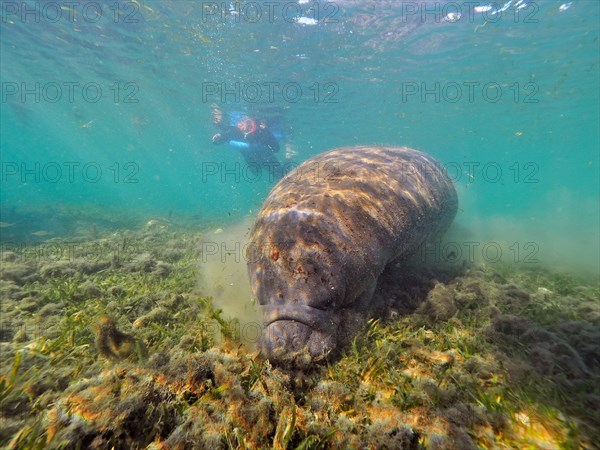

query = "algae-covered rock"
[[94, 316, 146, 361], [78, 281, 102, 298], [417, 283, 458, 322], [0, 263, 37, 285]]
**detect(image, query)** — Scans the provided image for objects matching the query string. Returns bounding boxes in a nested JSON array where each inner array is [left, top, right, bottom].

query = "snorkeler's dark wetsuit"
[[246, 127, 280, 153], [212, 125, 281, 178]]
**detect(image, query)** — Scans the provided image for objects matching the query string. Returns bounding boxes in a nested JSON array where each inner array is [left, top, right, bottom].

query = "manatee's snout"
[[258, 304, 337, 366], [260, 320, 336, 366]]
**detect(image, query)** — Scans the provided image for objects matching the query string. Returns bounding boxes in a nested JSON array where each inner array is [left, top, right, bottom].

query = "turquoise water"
[[1, 0, 599, 275]]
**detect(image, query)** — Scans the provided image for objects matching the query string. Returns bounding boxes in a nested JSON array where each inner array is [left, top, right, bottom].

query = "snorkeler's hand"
[[212, 133, 222, 143]]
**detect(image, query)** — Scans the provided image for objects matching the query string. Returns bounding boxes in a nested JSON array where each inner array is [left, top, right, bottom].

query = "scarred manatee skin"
[[246, 146, 458, 366]]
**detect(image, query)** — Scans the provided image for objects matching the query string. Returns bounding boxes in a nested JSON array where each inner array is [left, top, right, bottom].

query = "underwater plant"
[[1, 223, 598, 449]]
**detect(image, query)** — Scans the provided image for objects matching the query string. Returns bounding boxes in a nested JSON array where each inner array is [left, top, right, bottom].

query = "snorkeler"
[[211, 107, 282, 178]]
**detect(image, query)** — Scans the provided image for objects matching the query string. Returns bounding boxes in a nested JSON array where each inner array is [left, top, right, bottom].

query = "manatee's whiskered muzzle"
[[258, 303, 338, 365], [259, 320, 336, 366]]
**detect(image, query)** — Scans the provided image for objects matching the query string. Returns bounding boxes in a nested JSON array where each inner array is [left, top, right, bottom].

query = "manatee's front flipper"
[[354, 280, 377, 311], [333, 281, 378, 357]]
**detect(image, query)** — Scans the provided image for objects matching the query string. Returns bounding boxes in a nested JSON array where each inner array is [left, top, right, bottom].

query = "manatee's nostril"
[[290, 329, 306, 350], [262, 322, 287, 354]]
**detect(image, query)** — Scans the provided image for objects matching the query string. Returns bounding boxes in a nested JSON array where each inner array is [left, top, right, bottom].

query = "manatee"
[[246, 146, 458, 366]]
